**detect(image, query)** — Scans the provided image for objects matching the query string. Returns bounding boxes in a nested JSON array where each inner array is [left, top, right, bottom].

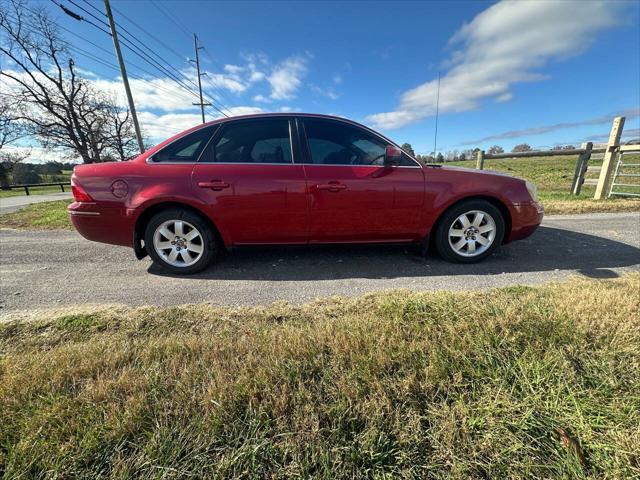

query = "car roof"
[[201, 112, 400, 148], [203, 112, 366, 129]]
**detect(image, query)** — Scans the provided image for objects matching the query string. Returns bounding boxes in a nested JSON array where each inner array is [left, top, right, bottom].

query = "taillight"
[[71, 182, 94, 202]]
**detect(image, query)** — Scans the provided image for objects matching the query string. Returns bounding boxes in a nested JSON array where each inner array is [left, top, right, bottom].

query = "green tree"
[[512, 143, 532, 153], [400, 143, 415, 156]]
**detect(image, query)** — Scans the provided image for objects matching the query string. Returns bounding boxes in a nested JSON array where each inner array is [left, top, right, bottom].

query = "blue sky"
[[6, 0, 640, 159]]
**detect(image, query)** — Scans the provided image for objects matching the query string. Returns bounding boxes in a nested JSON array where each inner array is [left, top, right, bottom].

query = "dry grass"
[[543, 197, 640, 215], [1, 275, 639, 478]]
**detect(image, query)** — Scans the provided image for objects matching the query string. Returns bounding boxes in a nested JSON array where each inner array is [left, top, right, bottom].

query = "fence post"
[[476, 150, 485, 170], [594, 117, 625, 200], [60, 183, 65, 192], [571, 142, 592, 195], [24, 186, 29, 195]]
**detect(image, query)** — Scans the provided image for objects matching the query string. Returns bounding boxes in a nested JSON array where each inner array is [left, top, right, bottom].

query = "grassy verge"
[[1, 275, 638, 478], [448, 154, 640, 213], [0, 200, 72, 229]]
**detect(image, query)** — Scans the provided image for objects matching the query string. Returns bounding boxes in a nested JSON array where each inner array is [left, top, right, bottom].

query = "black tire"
[[144, 208, 218, 274], [434, 200, 505, 263]]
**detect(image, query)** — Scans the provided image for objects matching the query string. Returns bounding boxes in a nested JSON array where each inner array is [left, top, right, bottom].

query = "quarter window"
[[303, 119, 386, 166], [210, 119, 292, 163], [152, 126, 216, 162]]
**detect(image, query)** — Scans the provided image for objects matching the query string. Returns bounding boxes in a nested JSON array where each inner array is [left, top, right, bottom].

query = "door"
[[192, 118, 308, 244], [299, 118, 425, 243]]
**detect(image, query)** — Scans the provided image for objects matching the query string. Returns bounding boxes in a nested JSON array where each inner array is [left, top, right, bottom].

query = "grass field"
[[447, 153, 640, 213], [0, 172, 72, 198], [1, 275, 638, 478]]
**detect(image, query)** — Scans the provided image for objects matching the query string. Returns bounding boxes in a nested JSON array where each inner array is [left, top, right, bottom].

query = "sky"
[[3, 0, 640, 162]]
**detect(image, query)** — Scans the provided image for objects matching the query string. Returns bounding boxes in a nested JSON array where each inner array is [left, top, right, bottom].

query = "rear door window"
[[208, 119, 293, 163]]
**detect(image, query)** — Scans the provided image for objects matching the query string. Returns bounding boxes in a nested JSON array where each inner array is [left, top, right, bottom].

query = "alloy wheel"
[[152, 219, 204, 267], [447, 210, 496, 257]]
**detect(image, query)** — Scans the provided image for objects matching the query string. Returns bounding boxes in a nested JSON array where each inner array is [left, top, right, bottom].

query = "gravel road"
[[1, 212, 638, 316]]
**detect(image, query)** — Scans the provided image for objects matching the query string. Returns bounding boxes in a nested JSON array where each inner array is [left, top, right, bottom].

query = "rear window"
[[152, 126, 216, 162]]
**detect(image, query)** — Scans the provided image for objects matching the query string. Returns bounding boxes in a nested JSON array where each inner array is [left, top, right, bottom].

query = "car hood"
[[430, 165, 522, 181]]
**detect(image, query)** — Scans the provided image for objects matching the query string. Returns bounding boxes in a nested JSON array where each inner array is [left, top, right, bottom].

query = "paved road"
[[1, 212, 639, 316], [0, 192, 72, 214]]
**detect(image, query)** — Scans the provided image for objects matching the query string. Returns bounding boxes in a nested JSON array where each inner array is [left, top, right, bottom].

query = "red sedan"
[[68, 113, 543, 274]]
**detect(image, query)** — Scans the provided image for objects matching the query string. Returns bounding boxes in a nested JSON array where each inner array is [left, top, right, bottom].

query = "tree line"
[[400, 142, 578, 163]]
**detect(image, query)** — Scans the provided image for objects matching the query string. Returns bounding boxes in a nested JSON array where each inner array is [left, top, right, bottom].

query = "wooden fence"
[[474, 116, 640, 199], [2, 181, 70, 195]]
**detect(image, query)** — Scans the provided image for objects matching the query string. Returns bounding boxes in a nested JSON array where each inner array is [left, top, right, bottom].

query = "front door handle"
[[198, 180, 230, 191], [316, 182, 347, 192]]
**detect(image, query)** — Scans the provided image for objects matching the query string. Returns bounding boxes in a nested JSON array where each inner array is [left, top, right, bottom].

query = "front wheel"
[[434, 200, 505, 263], [144, 209, 218, 274]]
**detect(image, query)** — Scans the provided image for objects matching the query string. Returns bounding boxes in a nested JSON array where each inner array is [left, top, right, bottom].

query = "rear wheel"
[[434, 200, 505, 263], [144, 209, 218, 274]]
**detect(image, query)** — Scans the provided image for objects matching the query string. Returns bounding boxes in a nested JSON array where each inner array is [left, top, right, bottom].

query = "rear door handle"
[[316, 182, 347, 192], [198, 180, 230, 191]]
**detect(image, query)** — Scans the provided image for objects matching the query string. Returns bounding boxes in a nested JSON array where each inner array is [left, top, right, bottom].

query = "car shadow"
[[148, 226, 640, 281]]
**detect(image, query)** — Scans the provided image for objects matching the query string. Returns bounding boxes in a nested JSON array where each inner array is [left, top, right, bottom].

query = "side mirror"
[[385, 145, 402, 166]]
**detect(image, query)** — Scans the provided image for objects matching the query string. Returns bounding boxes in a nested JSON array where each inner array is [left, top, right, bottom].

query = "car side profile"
[[68, 113, 544, 274]]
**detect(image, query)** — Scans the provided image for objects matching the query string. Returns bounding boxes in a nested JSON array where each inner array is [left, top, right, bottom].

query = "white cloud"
[[225, 106, 264, 116], [90, 76, 198, 111], [333, 74, 343, 84], [267, 56, 308, 100], [460, 107, 640, 145], [310, 84, 341, 100], [367, 0, 625, 130], [139, 106, 265, 140], [137, 112, 205, 139], [202, 73, 247, 93], [253, 94, 271, 103], [223, 64, 244, 75], [1, 145, 72, 164], [249, 70, 265, 82]]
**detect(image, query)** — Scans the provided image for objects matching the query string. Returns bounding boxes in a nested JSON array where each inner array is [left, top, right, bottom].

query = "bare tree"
[[102, 101, 140, 161], [487, 145, 504, 155], [0, 0, 139, 163], [0, 95, 26, 149], [0, 95, 29, 187]]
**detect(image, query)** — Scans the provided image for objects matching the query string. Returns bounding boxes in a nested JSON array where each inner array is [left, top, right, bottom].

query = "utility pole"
[[104, 0, 145, 154], [191, 34, 211, 123], [433, 71, 441, 160]]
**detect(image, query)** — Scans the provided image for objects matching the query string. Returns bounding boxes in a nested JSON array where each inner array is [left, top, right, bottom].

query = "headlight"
[[524, 181, 538, 202]]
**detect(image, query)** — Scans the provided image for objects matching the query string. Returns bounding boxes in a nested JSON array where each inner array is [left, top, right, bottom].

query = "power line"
[[52, 1, 204, 100], [107, 3, 235, 114], [199, 47, 243, 110], [150, 0, 191, 39], [49, 0, 111, 36], [47, 1, 231, 118], [109, 3, 188, 62], [74, 1, 232, 116], [5, 8, 192, 105]]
